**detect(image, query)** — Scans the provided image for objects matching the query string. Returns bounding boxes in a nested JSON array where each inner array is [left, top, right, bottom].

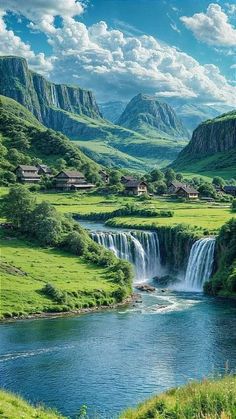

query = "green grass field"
[[0, 231, 116, 319], [0, 187, 234, 232], [0, 390, 64, 419], [120, 375, 236, 419]]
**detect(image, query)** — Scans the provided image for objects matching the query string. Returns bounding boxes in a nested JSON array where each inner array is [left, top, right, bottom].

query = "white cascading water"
[[91, 231, 161, 282], [181, 237, 216, 292]]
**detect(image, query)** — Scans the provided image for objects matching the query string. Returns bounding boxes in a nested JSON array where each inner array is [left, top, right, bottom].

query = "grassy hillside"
[[121, 375, 236, 419], [0, 95, 102, 184], [0, 390, 64, 419], [172, 110, 236, 179], [0, 230, 119, 319]]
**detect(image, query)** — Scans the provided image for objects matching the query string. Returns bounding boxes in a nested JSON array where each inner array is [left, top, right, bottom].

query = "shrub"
[[63, 231, 87, 256], [42, 283, 67, 304]]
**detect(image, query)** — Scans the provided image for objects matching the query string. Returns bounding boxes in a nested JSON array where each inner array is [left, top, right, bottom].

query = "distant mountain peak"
[[117, 93, 189, 139]]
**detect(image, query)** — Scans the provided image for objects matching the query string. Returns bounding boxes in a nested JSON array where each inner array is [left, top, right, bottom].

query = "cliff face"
[[117, 93, 189, 139], [177, 111, 236, 158], [0, 56, 101, 124]]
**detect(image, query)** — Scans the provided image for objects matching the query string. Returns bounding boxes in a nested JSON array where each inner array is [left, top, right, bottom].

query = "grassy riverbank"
[[0, 230, 123, 319], [0, 390, 64, 419], [121, 375, 236, 419]]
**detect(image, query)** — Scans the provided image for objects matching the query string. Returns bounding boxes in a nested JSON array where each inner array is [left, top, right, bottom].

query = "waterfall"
[[91, 231, 161, 282], [50, 85, 59, 107], [182, 237, 216, 292]]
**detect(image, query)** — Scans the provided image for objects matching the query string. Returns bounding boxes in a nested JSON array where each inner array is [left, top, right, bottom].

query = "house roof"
[[16, 165, 38, 171], [121, 175, 136, 182], [170, 181, 186, 188], [177, 185, 199, 194], [125, 180, 147, 188], [224, 186, 236, 191], [37, 164, 51, 172], [55, 170, 85, 178]]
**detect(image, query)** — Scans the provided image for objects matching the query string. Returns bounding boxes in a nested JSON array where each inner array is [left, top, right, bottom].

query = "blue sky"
[[1, 0, 236, 104]]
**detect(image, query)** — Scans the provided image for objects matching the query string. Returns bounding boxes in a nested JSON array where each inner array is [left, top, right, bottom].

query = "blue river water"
[[0, 290, 236, 418]]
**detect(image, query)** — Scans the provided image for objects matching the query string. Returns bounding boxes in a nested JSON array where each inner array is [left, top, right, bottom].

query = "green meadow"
[[0, 230, 116, 319], [0, 187, 234, 232]]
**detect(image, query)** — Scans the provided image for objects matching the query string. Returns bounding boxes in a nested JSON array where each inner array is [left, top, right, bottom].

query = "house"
[[124, 180, 148, 196], [176, 185, 199, 199], [168, 181, 186, 194], [223, 186, 236, 197], [121, 175, 136, 184], [15, 165, 40, 183], [99, 170, 109, 184], [37, 164, 52, 176], [54, 170, 94, 191]]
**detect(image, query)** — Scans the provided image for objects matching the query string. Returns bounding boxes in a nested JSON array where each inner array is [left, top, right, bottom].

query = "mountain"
[[0, 95, 102, 183], [99, 101, 126, 123], [171, 102, 235, 133], [172, 111, 236, 179], [0, 56, 188, 170], [117, 93, 189, 139]]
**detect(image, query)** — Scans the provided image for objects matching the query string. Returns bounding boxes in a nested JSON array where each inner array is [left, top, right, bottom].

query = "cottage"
[[124, 180, 148, 196], [37, 164, 52, 176], [54, 171, 94, 191], [176, 185, 199, 199], [121, 175, 136, 184], [223, 186, 236, 197], [99, 170, 109, 184], [15, 165, 40, 183], [168, 181, 186, 194]]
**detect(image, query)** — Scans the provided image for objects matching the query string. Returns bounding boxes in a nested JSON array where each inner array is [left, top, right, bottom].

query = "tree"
[[9, 132, 30, 152], [212, 177, 225, 188], [55, 158, 66, 171], [0, 170, 16, 186], [109, 170, 120, 185], [232, 199, 236, 212], [198, 183, 217, 198], [29, 201, 63, 245], [156, 181, 167, 195], [7, 148, 31, 165], [1, 185, 35, 228], [150, 169, 164, 182], [64, 231, 87, 255], [176, 173, 183, 182], [165, 168, 176, 185]]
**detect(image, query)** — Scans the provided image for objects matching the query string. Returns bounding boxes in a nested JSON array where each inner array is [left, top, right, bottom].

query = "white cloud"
[[180, 3, 236, 47], [0, 3, 236, 105], [0, 11, 54, 74], [1, 0, 84, 33]]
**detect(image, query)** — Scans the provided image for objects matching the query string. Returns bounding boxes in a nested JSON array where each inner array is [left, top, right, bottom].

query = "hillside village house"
[[176, 185, 199, 200], [125, 180, 148, 196], [37, 164, 52, 176], [168, 181, 186, 194], [223, 186, 236, 197], [15, 165, 40, 183], [54, 170, 94, 191], [121, 175, 136, 184]]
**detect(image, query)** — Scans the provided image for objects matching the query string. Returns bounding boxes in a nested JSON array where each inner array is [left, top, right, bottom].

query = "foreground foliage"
[[121, 375, 236, 419], [0, 390, 65, 419]]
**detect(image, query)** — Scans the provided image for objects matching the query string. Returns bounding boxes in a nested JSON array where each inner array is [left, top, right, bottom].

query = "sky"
[[0, 0, 236, 105]]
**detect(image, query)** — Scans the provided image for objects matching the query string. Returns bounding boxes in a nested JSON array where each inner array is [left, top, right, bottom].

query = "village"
[[14, 164, 236, 199]]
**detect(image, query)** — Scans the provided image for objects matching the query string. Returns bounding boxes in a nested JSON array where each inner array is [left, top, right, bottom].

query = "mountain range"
[[0, 56, 188, 170]]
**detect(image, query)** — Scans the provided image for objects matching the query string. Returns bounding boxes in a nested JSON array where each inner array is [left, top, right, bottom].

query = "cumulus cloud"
[[0, 2, 236, 105], [1, 0, 84, 33], [0, 11, 54, 74], [180, 3, 236, 47]]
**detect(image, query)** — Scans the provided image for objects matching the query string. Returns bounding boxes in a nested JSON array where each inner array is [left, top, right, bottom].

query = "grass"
[[0, 390, 65, 419], [0, 230, 116, 319], [120, 375, 236, 419], [0, 187, 234, 232]]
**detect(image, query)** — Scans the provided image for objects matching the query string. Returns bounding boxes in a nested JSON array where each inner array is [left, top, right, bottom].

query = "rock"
[[135, 284, 156, 293]]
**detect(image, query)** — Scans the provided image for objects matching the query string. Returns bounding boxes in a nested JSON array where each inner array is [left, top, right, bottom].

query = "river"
[[0, 221, 236, 418]]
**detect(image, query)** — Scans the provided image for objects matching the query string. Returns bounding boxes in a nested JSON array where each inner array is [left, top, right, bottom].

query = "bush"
[[63, 231, 87, 256], [42, 283, 67, 304]]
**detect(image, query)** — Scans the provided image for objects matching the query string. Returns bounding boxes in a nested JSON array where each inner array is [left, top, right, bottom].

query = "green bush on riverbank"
[[120, 375, 236, 419]]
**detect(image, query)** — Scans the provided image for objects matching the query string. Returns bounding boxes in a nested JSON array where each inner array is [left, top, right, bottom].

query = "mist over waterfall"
[[181, 238, 216, 292], [91, 231, 161, 281]]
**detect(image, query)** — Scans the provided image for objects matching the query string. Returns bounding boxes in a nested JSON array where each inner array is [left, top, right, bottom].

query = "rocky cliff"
[[117, 93, 189, 139], [175, 111, 236, 159], [0, 56, 101, 124]]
